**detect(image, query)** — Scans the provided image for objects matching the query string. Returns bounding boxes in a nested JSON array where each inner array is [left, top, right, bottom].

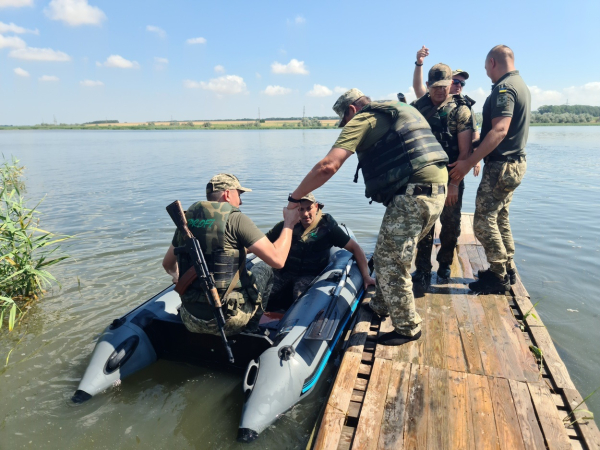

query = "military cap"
[[452, 69, 470, 80], [428, 63, 452, 87], [332, 88, 364, 127], [299, 192, 324, 208], [206, 173, 252, 195]]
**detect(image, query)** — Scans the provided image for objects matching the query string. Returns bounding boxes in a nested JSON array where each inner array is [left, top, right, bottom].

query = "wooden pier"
[[311, 213, 600, 450]]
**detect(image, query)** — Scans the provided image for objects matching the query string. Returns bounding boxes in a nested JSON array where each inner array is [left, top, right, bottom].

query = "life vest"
[[353, 101, 448, 204], [412, 94, 468, 164], [283, 214, 337, 276]]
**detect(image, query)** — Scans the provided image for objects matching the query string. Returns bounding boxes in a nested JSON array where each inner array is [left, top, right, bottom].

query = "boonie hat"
[[299, 192, 324, 208], [428, 63, 452, 87], [332, 88, 364, 128], [452, 69, 470, 80], [206, 173, 252, 195]]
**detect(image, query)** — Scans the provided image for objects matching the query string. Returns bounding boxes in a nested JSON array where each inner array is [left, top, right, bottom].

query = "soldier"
[[287, 89, 448, 346], [265, 193, 375, 304], [410, 63, 474, 288], [162, 173, 300, 335], [449, 45, 530, 294]]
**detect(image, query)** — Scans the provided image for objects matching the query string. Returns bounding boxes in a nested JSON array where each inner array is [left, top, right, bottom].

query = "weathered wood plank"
[[488, 377, 526, 450], [447, 371, 470, 450], [510, 269, 530, 299], [562, 388, 600, 450], [404, 364, 430, 450], [451, 294, 484, 375], [467, 373, 499, 450], [508, 379, 547, 450], [457, 244, 475, 281], [352, 358, 392, 450], [314, 352, 363, 450], [374, 316, 395, 361], [337, 426, 356, 450], [377, 361, 411, 450], [468, 296, 506, 378], [529, 326, 577, 390], [513, 295, 545, 328], [347, 303, 374, 354], [457, 214, 477, 245], [443, 295, 468, 373], [476, 246, 491, 271], [465, 244, 484, 276], [427, 366, 450, 450], [354, 377, 368, 392], [424, 293, 447, 370], [528, 383, 572, 450]]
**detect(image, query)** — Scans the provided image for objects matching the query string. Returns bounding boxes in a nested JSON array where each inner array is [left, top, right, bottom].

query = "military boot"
[[469, 269, 509, 294], [506, 268, 517, 285], [437, 262, 451, 279], [412, 270, 431, 294]]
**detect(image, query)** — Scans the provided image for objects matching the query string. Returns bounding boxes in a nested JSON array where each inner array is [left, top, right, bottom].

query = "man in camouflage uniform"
[[287, 89, 448, 345], [410, 63, 474, 286], [162, 173, 299, 335], [449, 45, 530, 294]]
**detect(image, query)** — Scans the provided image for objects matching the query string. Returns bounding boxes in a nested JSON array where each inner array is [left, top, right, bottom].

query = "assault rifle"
[[166, 200, 235, 363]]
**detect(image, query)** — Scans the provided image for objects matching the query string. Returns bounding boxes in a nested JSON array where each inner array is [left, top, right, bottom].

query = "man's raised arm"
[[413, 45, 429, 99]]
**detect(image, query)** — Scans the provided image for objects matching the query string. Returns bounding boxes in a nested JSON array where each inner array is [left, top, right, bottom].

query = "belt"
[[486, 153, 526, 163], [397, 184, 446, 196]]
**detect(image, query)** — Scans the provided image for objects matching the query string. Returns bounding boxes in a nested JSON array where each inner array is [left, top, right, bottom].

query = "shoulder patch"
[[496, 93, 509, 107]]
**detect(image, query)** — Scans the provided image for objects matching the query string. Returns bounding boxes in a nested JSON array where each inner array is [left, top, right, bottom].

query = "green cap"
[[452, 69, 469, 80], [206, 173, 252, 195], [332, 88, 364, 127], [428, 63, 452, 87], [300, 192, 324, 208]]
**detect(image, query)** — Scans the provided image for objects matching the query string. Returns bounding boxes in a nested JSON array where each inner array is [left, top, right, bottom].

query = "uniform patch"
[[496, 93, 508, 107]]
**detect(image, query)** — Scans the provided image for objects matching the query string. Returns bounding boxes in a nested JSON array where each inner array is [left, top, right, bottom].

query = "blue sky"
[[1, 0, 599, 125]]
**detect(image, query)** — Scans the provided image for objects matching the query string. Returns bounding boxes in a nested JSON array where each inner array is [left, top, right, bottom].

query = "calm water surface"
[[0, 128, 599, 449]]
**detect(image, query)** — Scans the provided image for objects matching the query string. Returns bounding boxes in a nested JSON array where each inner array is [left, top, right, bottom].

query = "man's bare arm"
[[247, 208, 299, 269], [162, 245, 179, 283], [413, 46, 428, 99]]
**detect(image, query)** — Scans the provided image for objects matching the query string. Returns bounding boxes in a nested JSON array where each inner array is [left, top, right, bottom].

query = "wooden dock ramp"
[[312, 213, 600, 450]]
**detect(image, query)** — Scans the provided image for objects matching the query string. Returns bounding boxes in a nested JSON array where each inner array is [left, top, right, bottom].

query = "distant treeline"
[[531, 112, 597, 124], [537, 105, 600, 116], [84, 120, 119, 125]]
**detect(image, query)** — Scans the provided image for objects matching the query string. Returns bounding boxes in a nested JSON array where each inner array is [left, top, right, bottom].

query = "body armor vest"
[[284, 214, 337, 277], [412, 94, 468, 164], [353, 101, 449, 204]]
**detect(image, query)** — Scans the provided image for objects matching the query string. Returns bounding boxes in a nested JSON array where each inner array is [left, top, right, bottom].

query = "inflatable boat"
[[72, 237, 366, 442]]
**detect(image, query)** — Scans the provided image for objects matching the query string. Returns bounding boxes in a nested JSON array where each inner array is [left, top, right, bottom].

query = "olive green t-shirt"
[[480, 70, 531, 158], [332, 111, 448, 184]]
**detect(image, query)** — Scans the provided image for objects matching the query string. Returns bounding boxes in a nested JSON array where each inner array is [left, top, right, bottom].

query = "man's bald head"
[[485, 45, 516, 83], [487, 45, 514, 65]]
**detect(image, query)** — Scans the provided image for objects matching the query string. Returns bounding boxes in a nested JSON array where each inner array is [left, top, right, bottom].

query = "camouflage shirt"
[[411, 94, 474, 138]]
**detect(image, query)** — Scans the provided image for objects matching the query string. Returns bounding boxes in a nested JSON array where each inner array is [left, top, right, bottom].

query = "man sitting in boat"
[[162, 173, 299, 335], [265, 192, 375, 305]]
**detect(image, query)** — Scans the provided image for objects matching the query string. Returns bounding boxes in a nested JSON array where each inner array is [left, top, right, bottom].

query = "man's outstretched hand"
[[416, 45, 429, 65]]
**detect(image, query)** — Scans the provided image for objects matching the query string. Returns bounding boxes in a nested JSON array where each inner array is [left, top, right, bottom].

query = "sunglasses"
[[452, 79, 466, 87]]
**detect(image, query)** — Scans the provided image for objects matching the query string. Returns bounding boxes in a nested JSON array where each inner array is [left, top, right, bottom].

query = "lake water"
[[0, 128, 599, 449]]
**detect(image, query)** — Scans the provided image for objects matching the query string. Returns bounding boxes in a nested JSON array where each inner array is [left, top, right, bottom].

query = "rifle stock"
[[166, 200, 194, 240]]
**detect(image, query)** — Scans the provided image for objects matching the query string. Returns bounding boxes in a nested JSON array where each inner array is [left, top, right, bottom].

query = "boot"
[[506, 268, 517, 285], [378, 330, 422, 346], [469, 269, 509, 294], [412, 270, 431, 294], [437, 262, 451, 279]]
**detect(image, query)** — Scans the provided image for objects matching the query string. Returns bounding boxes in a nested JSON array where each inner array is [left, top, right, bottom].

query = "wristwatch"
[[415, 61, 423, 66], [288, 194, 301, 203]]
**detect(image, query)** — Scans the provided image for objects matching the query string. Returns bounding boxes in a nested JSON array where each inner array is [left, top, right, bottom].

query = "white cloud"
[[183, 75, 247, 95], [9, 47, 71, 61], [154, 57, 168, 70], [0, 34, 26, 49], [0, 0, 33, 7], [0, 21, 38, 34], [334, 86, 348, 94], [214, 65, 225, 73], [39, 75, 59, 82], [13, 67, 29, 77], [45, 0, 106, 26], [271, 58, 309, 75], [101, 55, 140, 69], [295, 15, 305, 24], [80, 79, 103, 87], [146, 25, 165, 38], [263, 85, 292, 96], [186, 37, 206, 45], [307, 84, 332, 97], [563, 82, 600, 105]]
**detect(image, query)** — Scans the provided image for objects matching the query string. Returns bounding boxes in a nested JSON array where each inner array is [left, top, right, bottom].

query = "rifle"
[[166, 200, 235, 363]]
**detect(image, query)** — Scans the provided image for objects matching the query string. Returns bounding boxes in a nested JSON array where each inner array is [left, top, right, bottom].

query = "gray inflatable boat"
[[72, 240, 366, 443]]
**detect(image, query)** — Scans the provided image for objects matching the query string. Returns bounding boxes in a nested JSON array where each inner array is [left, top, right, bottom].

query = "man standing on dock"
[[449, 45, 530, 294], [287, 89, 448, 345]]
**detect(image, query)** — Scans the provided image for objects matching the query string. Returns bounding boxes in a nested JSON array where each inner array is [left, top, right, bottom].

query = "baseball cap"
[[428, 63, 452, 87], [452, 69, 470, 80], [332, 88, 364, 127], [299, 192, 324, 208], [206, 173, 252, 195]]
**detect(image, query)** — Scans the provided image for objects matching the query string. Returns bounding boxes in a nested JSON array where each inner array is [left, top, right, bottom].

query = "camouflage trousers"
[[269, 270, 314, 303], [474, 158, 527, 277], [180, 261, 273, 336], [415, 180, 464, 270], [371, 184, 446, 336]]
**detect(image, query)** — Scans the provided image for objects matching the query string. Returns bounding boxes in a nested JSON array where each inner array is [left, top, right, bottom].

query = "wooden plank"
[[457, 244, 475, 281], [447, 371, 470, 450], [476, 246, 490, 271], [443, 295, 468, 373], [465, 244, 484, 276], [508, 380, 547, 450], [427, 367, 450, 450], [377, 361, 412, 450], [424, 293, 446, 370], [347, 304, 374, 354], [451, 294, 484, 375], [468, 296, 506, 378], [350, 389, 365, 403], [358, 364, 372, 377], [528, 383, 572, 450], [562, 388, 600, 450], [354, 377, 368, 392], [467, 373, 499, 450], [510, 269, 530, 299], [314, 352, 363, 450], [457, 214, 476, 245], [414, 294, 429, 366], [513, 296, 545, 328], [337, 426, 356, 450], [374, 316, 396, 361], [529, 326, 576, 390], [488, 377, 526, 450], [352, 358, 392, 450], [404, 365, 430, 450]]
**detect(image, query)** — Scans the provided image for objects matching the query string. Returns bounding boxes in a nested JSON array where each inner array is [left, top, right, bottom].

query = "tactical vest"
[[353, 101, 449, 204], [412, 94, 468, 164], [283, 214, 337, 277], [176, 201, 252, 305]]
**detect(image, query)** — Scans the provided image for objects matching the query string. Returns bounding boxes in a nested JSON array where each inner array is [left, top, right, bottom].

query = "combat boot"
[[506, 268, 517, 285], [411, 270, 431, 294], [437, 262, 451, 279], [469, 269, 509, 294]]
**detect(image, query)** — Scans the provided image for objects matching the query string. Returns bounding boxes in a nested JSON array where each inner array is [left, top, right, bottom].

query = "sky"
[[1, 0, 599, 125]]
